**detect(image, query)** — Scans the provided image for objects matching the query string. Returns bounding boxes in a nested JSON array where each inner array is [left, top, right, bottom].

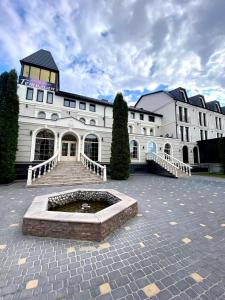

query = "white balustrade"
[[27, 151, 59, 186], [146, 152, 179, 177], [163, 152, 192, 176], [80, 153, 107, 182]]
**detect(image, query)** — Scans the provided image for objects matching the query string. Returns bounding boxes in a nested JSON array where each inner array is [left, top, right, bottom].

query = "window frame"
[[148, 115, 155, 122], [140, 114, 144, 121], [47, 92, 53, 104], [64, 98, 76, 108], [36, 89, 44, 102], [89, 104, 96, 112], [79, 102, 86, 110], [131, 112, 135, 119], [38, 111, 46, 119], [26, 87, 33, 100]]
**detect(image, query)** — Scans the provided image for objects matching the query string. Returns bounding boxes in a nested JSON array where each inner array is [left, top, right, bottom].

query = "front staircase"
[[146, 152, 192, 178], [27, 152, 107, 187]]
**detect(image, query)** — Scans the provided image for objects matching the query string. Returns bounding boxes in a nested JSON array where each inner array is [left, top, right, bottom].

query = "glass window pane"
[[47, 92, 53, 104], [40, 69, 50, 82], [79, 102, 86, 110], [50, 72, 56, 83], [37, 90, 44, 102], [30, 66, 40, 80], [89, 104, 96, 112], [23, 65, 30, 77], [26, 88, 33, 100]]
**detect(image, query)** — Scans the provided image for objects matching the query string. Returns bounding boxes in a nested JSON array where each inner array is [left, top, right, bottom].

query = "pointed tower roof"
[[20, 49, 59, 71]]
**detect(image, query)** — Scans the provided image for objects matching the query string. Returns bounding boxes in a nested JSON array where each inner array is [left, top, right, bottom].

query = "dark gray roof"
[[188, 95, 205, 108], [221, 106, 225, 114], [20, 49, 59, 71], [128, 106, 162, 117], [168, 87, 187, 102], [206, 100, 221, 113]]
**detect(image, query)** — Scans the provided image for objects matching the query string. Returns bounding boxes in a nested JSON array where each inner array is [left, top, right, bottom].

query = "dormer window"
[[199, 97, 205, 108], [215, 103, 220, 113], [180, 90, 187, 102]]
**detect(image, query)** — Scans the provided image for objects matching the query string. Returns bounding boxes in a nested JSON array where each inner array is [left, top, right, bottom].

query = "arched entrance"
[[164, 143, 171, 155], [182, 145, 189, 163], [61, 134, 77, 161], [147, 142, 156, 154], [193, 146, 199, 164]]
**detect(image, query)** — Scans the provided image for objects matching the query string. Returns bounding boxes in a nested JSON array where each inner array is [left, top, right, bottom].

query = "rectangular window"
[[217, 133, 220, 138], [79, 102, 86, 110], [205, 131, 208, 140], [131, 112, 135, 119], [203, 113, 207, 126], [140, 114, 144, 120], [200, 129, 203, 140], [184, 108, 188, 122], [89, 104, 96, 112], [30, 66, 40, 80], [179, 106, 183, 121], [219, 118, 222, 130], [26, 87, 33, 100], [180, 126, 184, 141], [199, 112, 202, 126], [148, 115, 155, 122], [36, 90, 44, 102], [40, 69, 50, 82], [47, 92, 53, 104], [23, 65, 30, 77], [185, 127, 189, 142], [215, 117, 218, 129], [50, 72, 56, 84], [64, 98, 75, 108]]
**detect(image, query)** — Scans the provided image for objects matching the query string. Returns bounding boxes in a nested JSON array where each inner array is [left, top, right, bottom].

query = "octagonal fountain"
[[22, 189, 138, 241]]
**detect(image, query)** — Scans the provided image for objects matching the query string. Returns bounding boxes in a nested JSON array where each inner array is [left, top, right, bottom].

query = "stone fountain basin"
[[22, 189, 138, 241]]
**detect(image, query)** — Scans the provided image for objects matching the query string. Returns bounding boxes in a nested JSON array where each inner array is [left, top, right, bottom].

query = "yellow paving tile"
[[99, 283, 111, 295], [99, 243, 111, 250], [167, 209, 172, 212], [182, 238, 192, 244], [143, 283, 160, 297], [67, 246, 75, 254], [204, 235, 213, 240], [139, 242, 145, 248], [18, 258, 27, 265], [26, 279, 38, 289], [0, 244, 7, 250], [200, 223, 206, 227], [190, 272, 204, 283], [169, 221, 177, 225], [137, 214, 143, 217], [221, 224, 225, 227], [209, 211, 215, 214]]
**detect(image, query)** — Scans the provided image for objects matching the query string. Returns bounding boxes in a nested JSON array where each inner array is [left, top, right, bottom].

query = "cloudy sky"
[[0, 0, 225, 106]]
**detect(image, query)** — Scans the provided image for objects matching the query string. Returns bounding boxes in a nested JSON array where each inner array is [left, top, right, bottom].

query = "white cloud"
[[0, 0, 225, 106]]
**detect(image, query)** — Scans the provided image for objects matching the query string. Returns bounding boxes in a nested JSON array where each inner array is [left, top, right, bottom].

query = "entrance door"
[[148, 142, 156, 154], [61, 141, 77, 161], [182, 146, 189, 163]]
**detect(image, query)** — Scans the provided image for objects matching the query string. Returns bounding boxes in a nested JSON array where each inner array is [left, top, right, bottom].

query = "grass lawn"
[[193, 172, 225, 179]]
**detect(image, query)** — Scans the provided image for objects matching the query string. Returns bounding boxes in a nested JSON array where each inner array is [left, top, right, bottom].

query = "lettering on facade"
[[19, 76, 55, 91]]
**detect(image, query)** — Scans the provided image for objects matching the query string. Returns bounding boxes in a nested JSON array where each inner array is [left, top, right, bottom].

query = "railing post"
[[27, 165, 33, 186], [103, 165, 107, 181]]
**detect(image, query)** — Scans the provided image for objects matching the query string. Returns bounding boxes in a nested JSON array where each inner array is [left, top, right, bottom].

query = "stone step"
[[31, 180, 103, 187]]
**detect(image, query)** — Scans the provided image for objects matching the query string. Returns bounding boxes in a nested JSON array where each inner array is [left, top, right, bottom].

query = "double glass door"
[[61, 141, 76, 161]]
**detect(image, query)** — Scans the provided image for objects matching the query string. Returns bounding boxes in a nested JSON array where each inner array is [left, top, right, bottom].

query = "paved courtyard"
[[1, 174, 225, 300]]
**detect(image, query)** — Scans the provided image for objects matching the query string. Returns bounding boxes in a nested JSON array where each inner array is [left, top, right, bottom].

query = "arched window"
[[130, 140, 138, 159], [150, 128, 154, 136], [84, 134, 99, 161], [34, 129, 55, 161], [90, 119, 96, 126], [193, 146, 199, 164], [80, 117, 86, 124], [128, 125, 133, 134], [38, 111, 46, 119], [142, 127, 146, 135], [164, 143, 171, 155], [51, 113, 59, 121]]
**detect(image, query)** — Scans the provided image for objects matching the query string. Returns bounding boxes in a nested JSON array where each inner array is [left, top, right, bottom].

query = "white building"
[[16, 50, 225, 182]]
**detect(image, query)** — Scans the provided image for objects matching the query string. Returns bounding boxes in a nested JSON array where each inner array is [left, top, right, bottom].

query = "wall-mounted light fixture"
[[57, 133, 60, 138], [159, 147, 162, 151], [81, 135, 83, 141], [102, 137, 104, 142], [142, 146, 145, 150], [30, 130, 32, 136], [26, 104, 28, 108]]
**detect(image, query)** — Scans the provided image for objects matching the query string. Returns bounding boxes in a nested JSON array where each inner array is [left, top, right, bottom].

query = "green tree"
[[0, 70, 19, 183], [110, 92, 130, 179]]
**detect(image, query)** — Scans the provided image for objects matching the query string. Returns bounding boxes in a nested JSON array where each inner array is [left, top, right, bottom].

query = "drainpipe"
[[175, 100, 178, 139]]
